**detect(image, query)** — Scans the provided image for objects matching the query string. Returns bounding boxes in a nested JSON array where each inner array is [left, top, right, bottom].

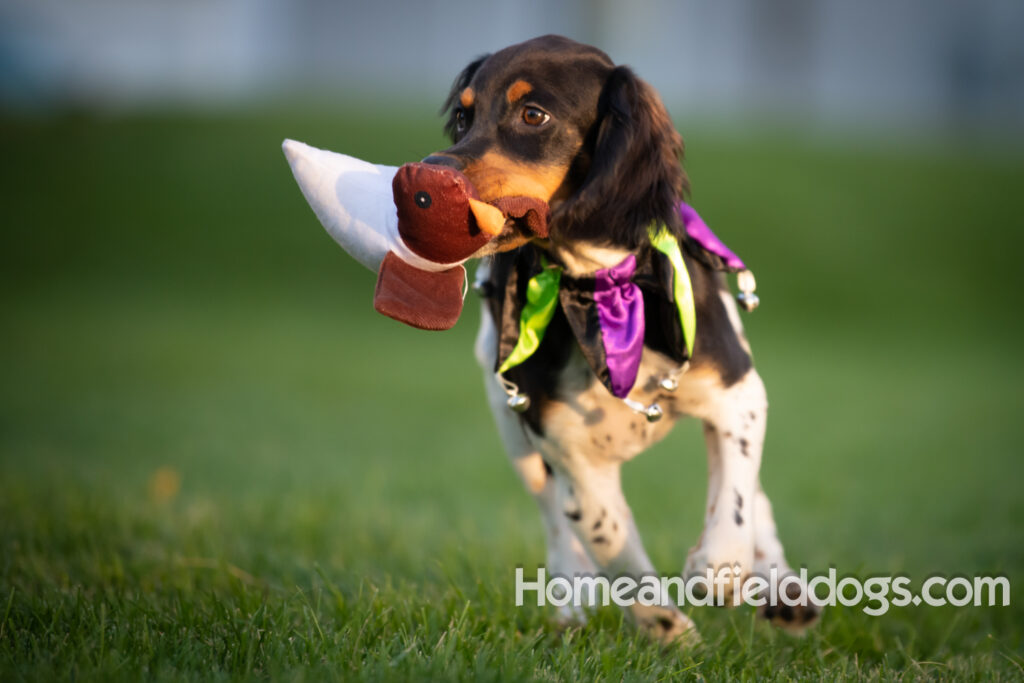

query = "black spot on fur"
[[612, 521, 618, 532], [739, 438, 749, 456], [734, 489, 743, 509], [734, 510, 743, 526], [592, 518, 603, 531], [565, 509, 582, 522], [779, 605, 794, 622], [542, 460, 553, 476], [749, 411, 757, 420], [592, 535, 608, 544], [656, 615, 676, 632], [763, 605, 776, 619]]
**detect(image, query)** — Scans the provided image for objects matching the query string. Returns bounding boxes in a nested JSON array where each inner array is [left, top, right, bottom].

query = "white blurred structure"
[[1, 0, 1022, 132]]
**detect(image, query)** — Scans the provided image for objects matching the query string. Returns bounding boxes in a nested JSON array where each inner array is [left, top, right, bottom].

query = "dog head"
[[427, 34, 688, 253]]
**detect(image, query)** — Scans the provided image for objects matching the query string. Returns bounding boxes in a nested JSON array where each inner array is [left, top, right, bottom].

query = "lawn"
[[1, 108, 1023, 680]]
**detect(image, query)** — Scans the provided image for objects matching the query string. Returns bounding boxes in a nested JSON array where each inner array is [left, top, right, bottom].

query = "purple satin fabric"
[[679, 202, 746, 271], [594, 254, 645, 398]]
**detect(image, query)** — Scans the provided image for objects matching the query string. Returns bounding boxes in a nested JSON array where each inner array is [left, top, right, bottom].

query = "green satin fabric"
[[497, 259, 562, 374], [648, 225, 696, 357]]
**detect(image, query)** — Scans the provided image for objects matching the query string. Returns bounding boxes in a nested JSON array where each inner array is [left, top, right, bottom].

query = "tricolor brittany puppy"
[[421, 35, 821, 642]]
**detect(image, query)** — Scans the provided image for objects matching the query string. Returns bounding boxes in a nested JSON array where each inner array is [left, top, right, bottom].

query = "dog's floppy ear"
[[553, 66, 689, 249], [441, 54, 490, 141]]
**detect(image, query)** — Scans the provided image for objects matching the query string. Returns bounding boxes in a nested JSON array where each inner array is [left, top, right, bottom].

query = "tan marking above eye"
[[505, 79, 533, 103], [460, 87, 474, 108]]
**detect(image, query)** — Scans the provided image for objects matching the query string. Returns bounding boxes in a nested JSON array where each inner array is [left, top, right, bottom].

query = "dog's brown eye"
[[455, 109, 468, 133], [522, 106, 550, 127]]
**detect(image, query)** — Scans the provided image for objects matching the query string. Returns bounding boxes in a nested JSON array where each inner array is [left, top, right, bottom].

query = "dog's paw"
[[683, 545, 753, 606], [634, 605, 701, 647], [758, 601, 822, 633], [756, 580, 823, 633]]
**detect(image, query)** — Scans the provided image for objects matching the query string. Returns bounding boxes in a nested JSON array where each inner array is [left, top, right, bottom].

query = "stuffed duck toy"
[[282, 139, 548, 330]]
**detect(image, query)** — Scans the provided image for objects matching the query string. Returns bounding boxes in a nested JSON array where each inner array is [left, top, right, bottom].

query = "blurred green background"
[[4, 2, 1024, 677], [2, 106, 1023, 677]]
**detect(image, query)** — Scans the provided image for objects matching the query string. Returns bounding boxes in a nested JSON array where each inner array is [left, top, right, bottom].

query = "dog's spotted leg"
[[752, 483, 822, 630], [475, 308, 596, 625], [682, 367, 766, 604], [548, 454, 698, 644]]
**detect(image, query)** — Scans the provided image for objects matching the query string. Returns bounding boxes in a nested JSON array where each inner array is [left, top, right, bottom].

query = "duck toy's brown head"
[[283, 140, 548, 330]]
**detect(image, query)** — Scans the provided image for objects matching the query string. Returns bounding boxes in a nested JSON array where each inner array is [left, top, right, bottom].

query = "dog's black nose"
[[421, 154, 464, 170]]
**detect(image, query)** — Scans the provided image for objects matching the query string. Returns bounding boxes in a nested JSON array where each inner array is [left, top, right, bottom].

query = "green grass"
[[1, 108, 1023, 680]]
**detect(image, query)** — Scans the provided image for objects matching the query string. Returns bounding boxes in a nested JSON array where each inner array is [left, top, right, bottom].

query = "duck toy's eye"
[[414, 191, 432, 209]]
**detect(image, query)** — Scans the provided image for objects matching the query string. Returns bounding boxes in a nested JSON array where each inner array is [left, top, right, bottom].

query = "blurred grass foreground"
[[1, 108, 1023, 679]]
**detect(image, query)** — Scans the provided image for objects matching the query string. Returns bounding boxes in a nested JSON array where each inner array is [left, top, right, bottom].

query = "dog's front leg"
[[682, 367, 766, 603], [476, 311, 596, 624], [551, 454, 698, 644], [481, 373, 597, 622]]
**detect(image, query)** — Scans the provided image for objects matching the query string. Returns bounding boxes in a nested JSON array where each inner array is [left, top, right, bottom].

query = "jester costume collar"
[[489, 202, 755, 414]]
